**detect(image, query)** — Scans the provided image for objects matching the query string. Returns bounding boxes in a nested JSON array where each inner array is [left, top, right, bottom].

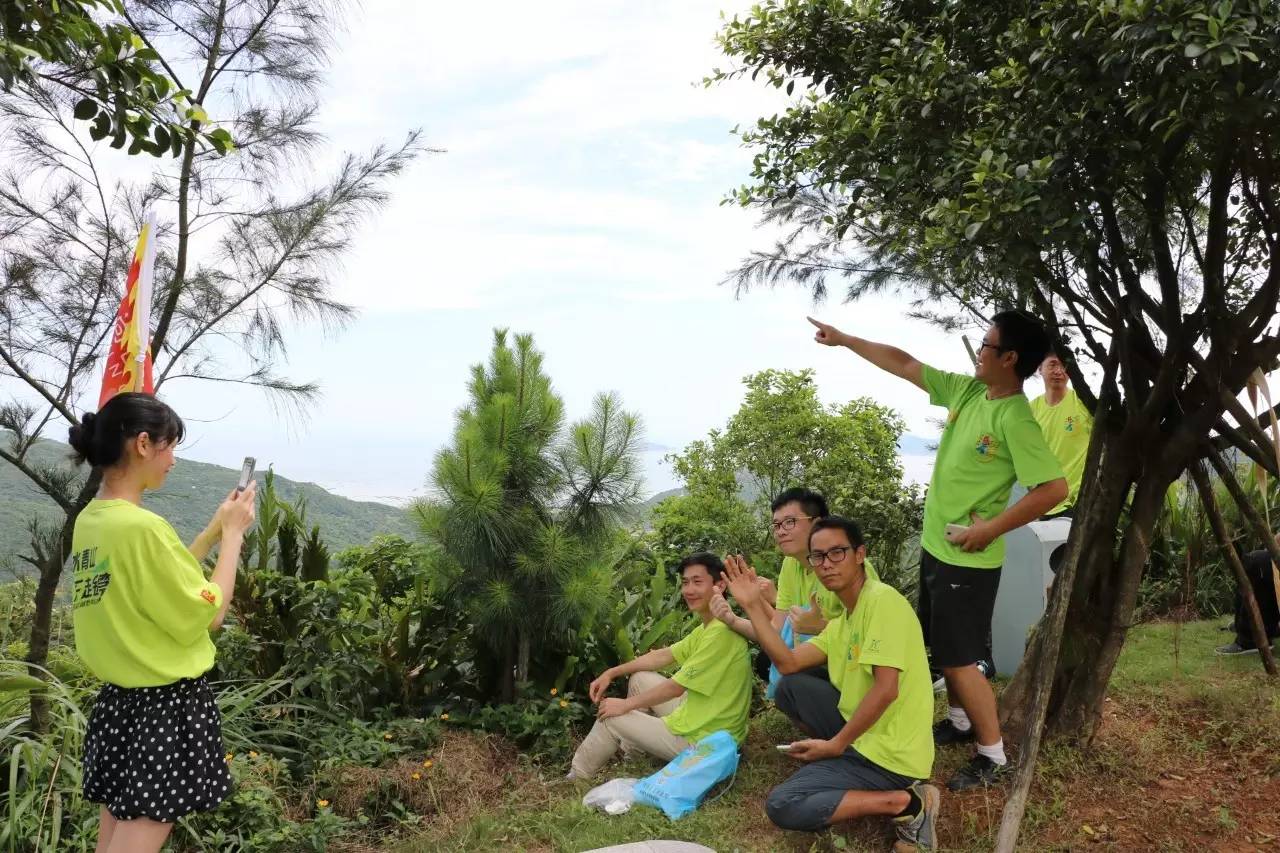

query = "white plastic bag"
[[583, 778, 639, 815]]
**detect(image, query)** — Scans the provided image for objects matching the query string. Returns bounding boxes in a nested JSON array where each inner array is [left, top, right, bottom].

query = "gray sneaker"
[[892, 782, 939, 851], [1215, 641, 1276, 656]]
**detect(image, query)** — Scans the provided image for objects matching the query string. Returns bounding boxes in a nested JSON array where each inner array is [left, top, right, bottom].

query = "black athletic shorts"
[[918, 550, 1002, 668]]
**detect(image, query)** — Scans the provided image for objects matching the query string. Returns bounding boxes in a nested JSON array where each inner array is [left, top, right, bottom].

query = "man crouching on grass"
[[567, 552, 752, 779], [723, 518, 939, 851]]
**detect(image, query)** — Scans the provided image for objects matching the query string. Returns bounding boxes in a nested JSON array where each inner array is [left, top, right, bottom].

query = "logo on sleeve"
[[974, 434, 1000, 462], [200, 589, 217, 605]]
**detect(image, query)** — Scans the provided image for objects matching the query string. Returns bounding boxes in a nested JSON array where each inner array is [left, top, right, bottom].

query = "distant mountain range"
[[0, 436, 413, 575]]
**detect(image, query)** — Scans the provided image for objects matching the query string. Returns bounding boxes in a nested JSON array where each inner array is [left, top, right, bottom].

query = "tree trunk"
[[1190, 463, 1278, 675], [25, 470, 101, 731], [499, 636, 516, 703], [516, 628, 531, 687], [1001, 419, 1178, 743]]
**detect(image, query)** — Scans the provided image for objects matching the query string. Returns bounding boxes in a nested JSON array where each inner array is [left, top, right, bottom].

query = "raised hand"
[[722, 554, 762, 610], [219, 482, 257, 538], [756, 576, 777, 607], [709, 592, 736, 626], [807, 316, 847, 347], [790, 592, 826, 635]]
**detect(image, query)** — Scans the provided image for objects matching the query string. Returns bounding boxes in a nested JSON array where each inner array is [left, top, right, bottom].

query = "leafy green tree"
[[651, 369, 921, 580], [1, 0, 427, 730], [713, 0, 1280, 753], [0, 0, 230, 155], [415, 330, 645, 702]]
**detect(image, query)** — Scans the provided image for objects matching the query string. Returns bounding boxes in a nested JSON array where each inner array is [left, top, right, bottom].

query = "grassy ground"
[[383, 620, 1279, 852]]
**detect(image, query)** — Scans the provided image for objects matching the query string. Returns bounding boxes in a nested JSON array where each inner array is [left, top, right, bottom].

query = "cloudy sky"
[[55, 2, 1013, 503]]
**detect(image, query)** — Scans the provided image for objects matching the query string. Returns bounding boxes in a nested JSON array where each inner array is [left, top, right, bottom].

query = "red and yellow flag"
[[99, 215, 157, 408]]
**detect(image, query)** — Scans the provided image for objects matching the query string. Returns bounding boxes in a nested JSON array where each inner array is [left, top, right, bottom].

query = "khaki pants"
[[570, 671, 691, 778]]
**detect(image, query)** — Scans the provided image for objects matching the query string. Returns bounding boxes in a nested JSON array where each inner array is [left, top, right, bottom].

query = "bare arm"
[[588, 647, 677, 702], [956, 478, 1068, 552], [788, 666, 900, 761], [621, 677, 686, 714], [723, 555, 827, 673], [809, 317, 926, 390], [208, 530, 243, 630], [207, 485, 256, 630], [188, 524, 220, 562]]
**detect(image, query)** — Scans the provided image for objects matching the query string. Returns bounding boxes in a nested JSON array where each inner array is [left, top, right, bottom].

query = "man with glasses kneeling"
[[723, 518, 938, 850]]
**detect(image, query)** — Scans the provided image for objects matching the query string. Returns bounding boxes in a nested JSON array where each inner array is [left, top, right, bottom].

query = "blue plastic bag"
[[765, 616, 800, 700], [632, 730, 739, 820]]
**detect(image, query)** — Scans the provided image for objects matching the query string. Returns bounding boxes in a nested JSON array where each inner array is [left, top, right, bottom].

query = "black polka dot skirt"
[[83, 676, 231, 822]]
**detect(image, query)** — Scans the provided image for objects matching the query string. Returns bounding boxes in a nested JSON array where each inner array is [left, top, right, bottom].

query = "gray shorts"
[[765, 748, 917, 831]]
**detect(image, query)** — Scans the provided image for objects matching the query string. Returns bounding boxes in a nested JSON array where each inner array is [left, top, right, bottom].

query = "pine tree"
[[416, 330, 644, 701]]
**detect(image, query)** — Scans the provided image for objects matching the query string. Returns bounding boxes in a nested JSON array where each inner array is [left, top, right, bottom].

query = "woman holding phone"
[[66, 392, 256, 853]]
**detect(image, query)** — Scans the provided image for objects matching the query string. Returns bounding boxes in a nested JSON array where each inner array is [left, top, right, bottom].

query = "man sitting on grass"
[[723, 518, 938, 851], [567, 552, 752, 779]]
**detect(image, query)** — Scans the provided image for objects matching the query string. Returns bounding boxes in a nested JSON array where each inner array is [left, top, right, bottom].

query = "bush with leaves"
[[650, 369, 923, 582]]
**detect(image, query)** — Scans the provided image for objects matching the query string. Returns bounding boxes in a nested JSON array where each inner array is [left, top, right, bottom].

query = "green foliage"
[[1143, 466, 1280, 620], [225, 476, 475, 716], [0, 0, 229, 155], [650, 369, 922, 579], [416, 329, 645, 700], [453, 686, 593, 766], [566, 557, 696, 692], [712, 0, 1278, 298]]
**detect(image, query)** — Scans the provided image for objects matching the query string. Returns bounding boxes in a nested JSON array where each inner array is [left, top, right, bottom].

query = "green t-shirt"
[[72, 499, 223, 688], [664, 619, 752, 744], [776, 555, 880, 621], [808, 579, 934, 779], [1030, 389, 1093, 515], [921, 366, 1065, 568]]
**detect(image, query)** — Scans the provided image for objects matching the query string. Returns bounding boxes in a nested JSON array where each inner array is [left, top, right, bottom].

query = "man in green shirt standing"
[[1029, 349, 1093, 519], [724, 517, 938, 850], [808, 311, 1067, 791], [568, 553, 753, 779]]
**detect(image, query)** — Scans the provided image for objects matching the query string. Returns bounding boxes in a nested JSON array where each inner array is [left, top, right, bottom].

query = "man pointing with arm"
[[808, 311, 1066, 792]]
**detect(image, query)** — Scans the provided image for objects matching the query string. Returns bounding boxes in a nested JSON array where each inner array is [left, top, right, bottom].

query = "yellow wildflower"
[[248, 751, 259, 759], [383, 733, 393, 741], [423, 759, 434, 769], [440, 713, 449, 721], [411, 772, 422, 781], [550, 688, 558, 696], [224, 752, 234, 763], [317, 799, 330, 809]]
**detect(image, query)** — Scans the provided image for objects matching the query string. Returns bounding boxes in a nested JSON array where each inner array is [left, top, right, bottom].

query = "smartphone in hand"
[[944, 523, 969, 543], [236, 457, 256, 493]]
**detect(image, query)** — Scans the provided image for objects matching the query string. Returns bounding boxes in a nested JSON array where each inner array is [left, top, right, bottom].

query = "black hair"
[[770, 487, 829, 519], [67, 392, 185, 468], [991, 310, 1051, 380], [677, 552, 726, 582], [808, 516, 866, 549]]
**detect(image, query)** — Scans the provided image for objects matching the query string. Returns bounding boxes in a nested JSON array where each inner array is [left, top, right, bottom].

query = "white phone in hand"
[[236, 457, 256, 492], [944, 523, 969, 543], [775, 743, 794, 752]]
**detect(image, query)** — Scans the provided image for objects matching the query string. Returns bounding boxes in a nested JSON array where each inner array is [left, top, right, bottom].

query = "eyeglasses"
[[770, 515, 814, 533], [806, 546, 851, 568], [978, 341, 1007, 355]]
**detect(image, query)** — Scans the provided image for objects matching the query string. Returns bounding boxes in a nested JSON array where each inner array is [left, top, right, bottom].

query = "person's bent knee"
[[773, 672, 813, 717], [765, 787, 827, 832]]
